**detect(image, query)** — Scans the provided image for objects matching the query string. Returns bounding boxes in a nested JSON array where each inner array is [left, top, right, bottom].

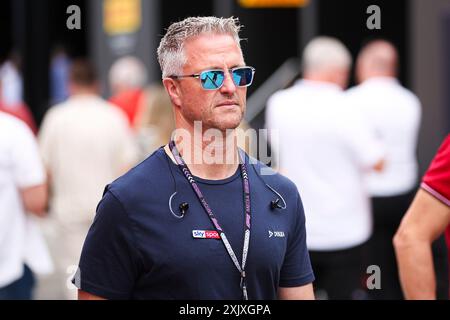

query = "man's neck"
[[165, 129, 240, 180], [361, 74, 396, 83]]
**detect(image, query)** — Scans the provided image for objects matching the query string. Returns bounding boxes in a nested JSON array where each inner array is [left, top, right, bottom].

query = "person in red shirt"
[[394, 134, 450, 299], [108, 56, 148, 128]]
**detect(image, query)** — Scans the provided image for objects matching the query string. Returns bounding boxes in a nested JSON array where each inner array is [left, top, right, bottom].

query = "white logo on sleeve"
[[268, 230, 285, 238]]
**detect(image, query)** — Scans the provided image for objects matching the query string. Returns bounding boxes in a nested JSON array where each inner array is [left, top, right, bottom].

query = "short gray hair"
[[157, 16, 243, 78], [302, 36, 352, 72]]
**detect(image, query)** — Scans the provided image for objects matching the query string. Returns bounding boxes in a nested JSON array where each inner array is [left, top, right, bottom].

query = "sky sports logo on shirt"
[[192, 230, 221, 239]]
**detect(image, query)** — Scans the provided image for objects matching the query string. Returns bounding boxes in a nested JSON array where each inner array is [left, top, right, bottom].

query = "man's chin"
[[213, 117, 243, 131]]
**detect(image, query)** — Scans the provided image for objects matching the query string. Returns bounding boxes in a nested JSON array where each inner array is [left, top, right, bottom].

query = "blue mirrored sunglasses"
[[170, 66, 255, 90]]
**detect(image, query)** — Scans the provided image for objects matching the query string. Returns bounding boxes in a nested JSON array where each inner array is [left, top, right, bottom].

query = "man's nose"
[[219, 70, 237, 95]]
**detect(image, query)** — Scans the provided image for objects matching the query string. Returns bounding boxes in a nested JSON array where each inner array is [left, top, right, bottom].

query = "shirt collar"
[[361, 76, 399, 86], [295, 79, 343, 92], [68, 93, 102, 103]]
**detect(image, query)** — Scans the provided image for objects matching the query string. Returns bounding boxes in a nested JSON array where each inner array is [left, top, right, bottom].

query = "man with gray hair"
[[74, 16, 315, 300], [266, 36, 385, 299]]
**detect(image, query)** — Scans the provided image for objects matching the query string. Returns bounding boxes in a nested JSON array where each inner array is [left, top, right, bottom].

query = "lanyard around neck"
[[168, 141, 251, 300]]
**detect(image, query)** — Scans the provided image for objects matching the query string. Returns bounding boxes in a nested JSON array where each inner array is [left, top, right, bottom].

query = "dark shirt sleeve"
[[279, 192, 315, 287], [73, 190, 143, 299]]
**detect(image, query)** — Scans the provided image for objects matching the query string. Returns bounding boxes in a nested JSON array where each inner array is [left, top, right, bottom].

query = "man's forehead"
[[183, 33, 244, 68]]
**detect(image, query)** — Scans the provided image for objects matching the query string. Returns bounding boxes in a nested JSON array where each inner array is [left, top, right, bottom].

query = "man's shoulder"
[[77, 97, 129, 122], [0, 111, 33, 137], [383, 81, 420, 106], [99, 100, 130, 122], [41, 102, 71, 123], [44, 98, 129, 131], [246, 155, 299, 195], [267, 85, 299, 105], [107, 147, 170, 199], [347, 80, 420, 104], [0, 111, 23, 128], [396, 85, 421, 106]]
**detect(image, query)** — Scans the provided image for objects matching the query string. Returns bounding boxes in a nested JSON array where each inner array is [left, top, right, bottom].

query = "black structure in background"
[[12, 0, 50, 125], [319, 0, 409, 88], [0, 1, 12, 63], [2, 0, 408, 126], [3, 0, 87, 125], [49, 0, 88, 59]]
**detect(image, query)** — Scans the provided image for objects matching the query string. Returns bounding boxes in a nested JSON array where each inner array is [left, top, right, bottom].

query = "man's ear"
[[162, 78, 182, 108]]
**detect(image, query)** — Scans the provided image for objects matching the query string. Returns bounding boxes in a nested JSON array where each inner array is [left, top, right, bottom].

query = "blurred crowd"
[[0, 52, 176, 299], [0, 36, 448, 300], [266, 37, 448, 299]]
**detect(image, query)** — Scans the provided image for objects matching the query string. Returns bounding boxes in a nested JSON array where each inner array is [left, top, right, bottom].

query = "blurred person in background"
[[266, 37, 385, 299], [50, 45, 71, 105], [109, 56, 148, 128], [0, 51, 23, 106], [0, 111, 52, 300], [134, 84, 176, 159], [346, 40, 422, 299], [394, 134, 450, 299], [0, 53, 37, 134], [38, 59, 138, 299]]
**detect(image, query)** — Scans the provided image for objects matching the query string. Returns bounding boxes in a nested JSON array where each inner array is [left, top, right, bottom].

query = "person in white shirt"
[[345, 40, 447, 299], [347, 41, 421, 197], [266, 37, 384, 299], [38, 59, 138, 299], [0, 111, 52, 299]]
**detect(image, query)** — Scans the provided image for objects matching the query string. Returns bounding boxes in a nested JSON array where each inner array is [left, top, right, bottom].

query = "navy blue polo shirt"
[[74, 147, 314, 299]]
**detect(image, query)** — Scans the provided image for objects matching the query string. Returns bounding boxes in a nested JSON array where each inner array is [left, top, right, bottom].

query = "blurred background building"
[[0, 0, 449, 173]]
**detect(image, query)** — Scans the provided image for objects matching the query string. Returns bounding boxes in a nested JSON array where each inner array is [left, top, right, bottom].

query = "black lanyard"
[[168, 141, 251, 300]]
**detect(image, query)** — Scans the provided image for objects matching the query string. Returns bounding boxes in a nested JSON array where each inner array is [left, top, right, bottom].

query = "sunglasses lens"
[[200, 70, 224, 90], [232, 67, 254, 87]]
